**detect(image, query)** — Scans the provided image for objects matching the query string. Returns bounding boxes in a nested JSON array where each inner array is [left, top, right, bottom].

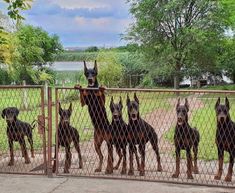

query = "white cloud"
[[49, 0, 110, 10]]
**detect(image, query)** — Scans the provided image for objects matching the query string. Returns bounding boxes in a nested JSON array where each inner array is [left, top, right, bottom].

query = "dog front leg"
[[114, 146, 122, 170], [172, 147, 180, 178], [133, 146, 140, 171], [128, 145, 134, 175], [225, 154, 234, 182], [121, 146, 127, 175], [64, 146, 72, 173], [8, 139, 14, 166], [94, 130, 104, 172], [186, 148, 193, 179], [139, 144, 145, 176], [20, 139, 30, 164], [214, 147, 224, 180], [105, 140, 113, 174]]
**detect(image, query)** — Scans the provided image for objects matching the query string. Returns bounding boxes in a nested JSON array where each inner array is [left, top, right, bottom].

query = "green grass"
[[165, 97, 235, 162]]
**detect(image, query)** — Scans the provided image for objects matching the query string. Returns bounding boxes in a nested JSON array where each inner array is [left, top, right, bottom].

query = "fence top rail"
[[54, 86, 235, 94], [0, 85, 44, 89]]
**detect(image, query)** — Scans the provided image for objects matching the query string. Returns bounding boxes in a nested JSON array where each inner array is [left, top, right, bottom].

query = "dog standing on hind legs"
[[75, 61, 113, 174], [52, 102, 83, 173], [214, 97, 235, 182], [172, 98, 200, 179]]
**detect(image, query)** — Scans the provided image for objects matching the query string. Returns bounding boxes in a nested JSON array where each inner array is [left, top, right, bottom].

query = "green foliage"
[[85, 46, 99, 52], [127, 0, 235, 88], [3, 0, 32, 21], [96, 51, 124, 87], [55, 51, 98, 61]]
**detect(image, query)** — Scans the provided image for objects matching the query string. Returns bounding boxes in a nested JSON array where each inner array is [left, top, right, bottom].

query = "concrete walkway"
[[0, 175, 234, 193]]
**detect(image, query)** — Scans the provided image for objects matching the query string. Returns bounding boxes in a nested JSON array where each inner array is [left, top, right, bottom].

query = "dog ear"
[[14, 108, 19, 117], [134, 93, 139, 104], [68, 103, 72, 113], [1, 109, 6, 119], [215, 97, 220, 110], [94, 60, 98, 74], [126, 94, 130, 106], [185, 98, 189, 112], [84, 61, 88, 74], [176, 98, 180, 110], [119, 96, 123, 109], [225, 97, 230, 110]]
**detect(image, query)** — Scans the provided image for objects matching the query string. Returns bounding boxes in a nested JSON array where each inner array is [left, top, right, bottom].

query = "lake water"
[[51, 61, 83, 71]]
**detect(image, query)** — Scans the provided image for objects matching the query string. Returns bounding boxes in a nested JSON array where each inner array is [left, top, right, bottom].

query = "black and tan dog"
[[75, 61, 113, 174], [127, 93, 162, 176], [110, 96, 140, 174], [52, 103, 83, 173], [172, 98, 200, 179], [1, 107, 34, 166], [214, 97, 235, 182]]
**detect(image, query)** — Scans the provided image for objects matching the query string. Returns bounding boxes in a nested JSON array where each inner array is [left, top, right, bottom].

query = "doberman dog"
[[172, 98, 200, 179], [52, 103, 83, 173], [1, 107, 35, 166], [110, 96, 140, 174], [214, 97, 235, 182], [127, 93, 162, 176], [75, 61, 113, 174]]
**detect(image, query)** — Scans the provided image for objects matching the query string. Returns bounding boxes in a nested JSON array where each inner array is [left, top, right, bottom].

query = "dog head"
[[59, 102, 72, 124], [110, 96, 123, 121], [215, 97, 230, 123], [84, 60, 98, 87], [176, 98, 189, 126], [127, 93, 140, 121], [1, 107, 19, 122]]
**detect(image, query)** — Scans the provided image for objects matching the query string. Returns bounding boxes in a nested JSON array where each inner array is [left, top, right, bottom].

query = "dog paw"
[[94, 168, 102, 172], [214, 175, 221, 180], [128, 170, 134, 176], [8, 161, 14, 166], [25, 160, 31, 164], [224, 175, 232, 182], [105, 169, 113, 174], [121, 169, 127, 175], [172, 173, 179, 178], [139, 171, 145, 176], [157, 165, 163, 172], [187, 174, 194, 179]]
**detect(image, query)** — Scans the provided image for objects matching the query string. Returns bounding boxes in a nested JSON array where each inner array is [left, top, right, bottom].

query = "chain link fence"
[[53, 87, 235, 187]]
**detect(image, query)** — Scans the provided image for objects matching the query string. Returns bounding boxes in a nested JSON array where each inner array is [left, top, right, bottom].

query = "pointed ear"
[[68, 103, 72, 113], [134, 93, 139, 104], [225, 97, 230, 110], [119, 96, 123, 108], [215, 97, 220, 110], [176, 98, 180, 109], [14, 108, 19, 117], [94, 60, 98, 74], [84, 61, 88, 73], [185, 98, 189, 112], [1, 109, 6, 119], [126, 94, 130, 106]]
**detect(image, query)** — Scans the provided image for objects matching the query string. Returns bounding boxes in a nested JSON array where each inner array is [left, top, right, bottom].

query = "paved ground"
[[0, 174, 234, 193]]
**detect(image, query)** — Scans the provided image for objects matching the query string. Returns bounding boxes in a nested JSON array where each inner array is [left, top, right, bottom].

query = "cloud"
[[1, 0, 133, 47]]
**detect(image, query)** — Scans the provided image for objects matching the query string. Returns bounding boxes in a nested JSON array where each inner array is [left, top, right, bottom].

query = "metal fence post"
[[47, 87, 53, 177]]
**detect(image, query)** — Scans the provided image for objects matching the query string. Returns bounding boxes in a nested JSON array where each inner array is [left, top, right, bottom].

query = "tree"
[[127, 0, 233, 88], [3, 0, 32, 22], [11, 25, 63, 84]]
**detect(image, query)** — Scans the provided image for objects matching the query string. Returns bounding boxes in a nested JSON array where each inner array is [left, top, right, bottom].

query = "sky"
[[0, 0, 133, 47]]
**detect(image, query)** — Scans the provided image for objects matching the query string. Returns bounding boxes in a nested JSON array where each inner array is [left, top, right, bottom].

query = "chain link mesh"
[[53, 87, 235, 187], [0, 86, 47, 175]]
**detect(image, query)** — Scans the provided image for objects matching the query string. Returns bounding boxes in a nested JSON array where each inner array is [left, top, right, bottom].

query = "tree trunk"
[[174, 64, 181, 89]]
